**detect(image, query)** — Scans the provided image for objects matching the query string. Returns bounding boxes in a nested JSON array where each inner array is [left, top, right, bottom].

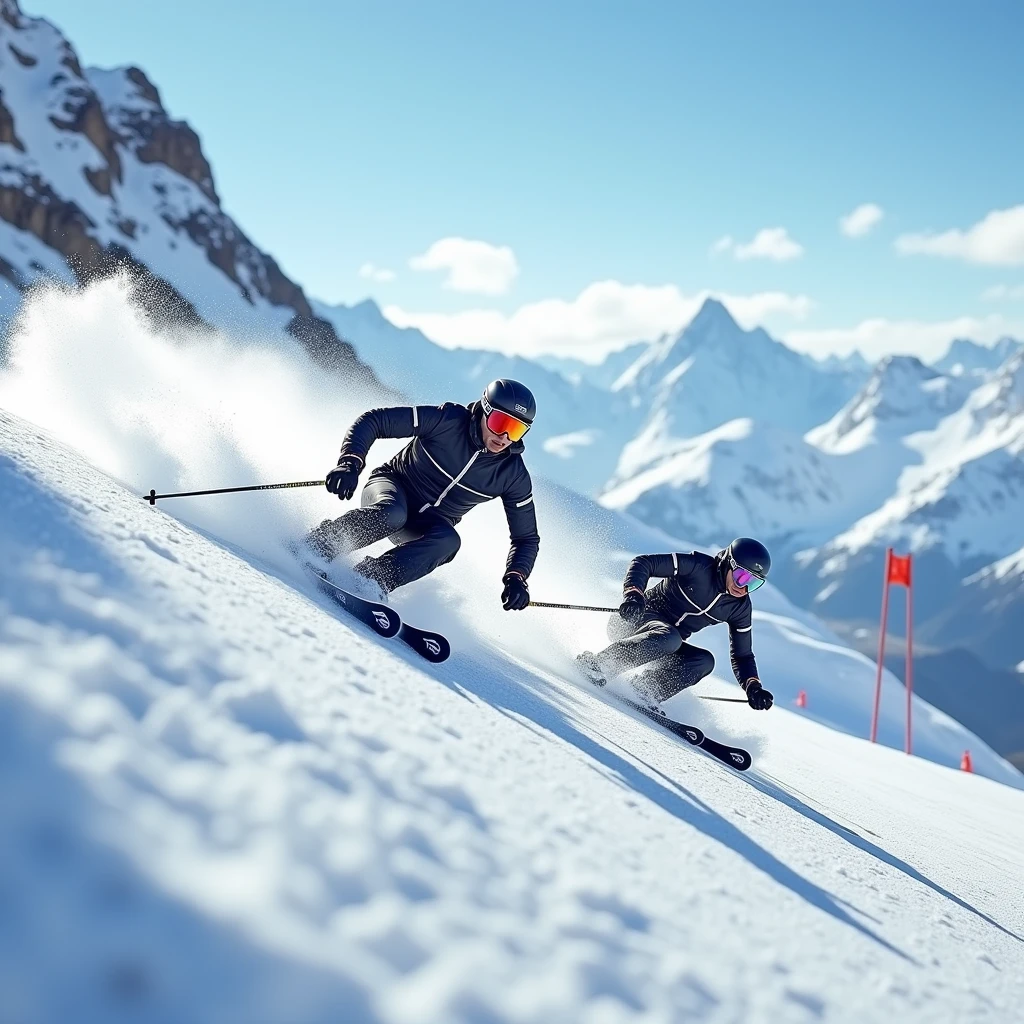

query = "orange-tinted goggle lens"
[[486, 408, 530, 441]]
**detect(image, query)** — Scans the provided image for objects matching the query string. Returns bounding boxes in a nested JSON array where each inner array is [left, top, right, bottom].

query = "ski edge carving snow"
[[304, 565, 450, 661], [305, 566, 401, 638]]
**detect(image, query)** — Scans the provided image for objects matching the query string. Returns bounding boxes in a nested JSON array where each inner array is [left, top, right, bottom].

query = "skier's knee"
[[374, 499, 407, 534], [691, 648, 715, 680], [434, 524, 462, 563]]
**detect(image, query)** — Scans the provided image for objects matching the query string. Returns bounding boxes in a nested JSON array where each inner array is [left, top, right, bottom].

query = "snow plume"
[[0, 276, 387, 563], [0, 277, 668, 688]]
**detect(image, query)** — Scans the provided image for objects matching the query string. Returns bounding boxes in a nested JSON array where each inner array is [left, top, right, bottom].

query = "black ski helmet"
[[482, 379, 536, 424], [725, 537, 771, 582]]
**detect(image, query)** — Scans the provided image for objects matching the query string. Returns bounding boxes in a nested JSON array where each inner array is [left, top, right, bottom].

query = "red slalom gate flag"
[[887, 552, 912, 587]]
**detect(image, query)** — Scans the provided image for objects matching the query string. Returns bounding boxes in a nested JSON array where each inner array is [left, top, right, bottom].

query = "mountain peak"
[[874, 353, 936, 380], [935, 336, 1023, 377], [689, 296, 738, 332]]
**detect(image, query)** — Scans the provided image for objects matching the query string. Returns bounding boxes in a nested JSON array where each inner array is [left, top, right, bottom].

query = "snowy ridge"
[[0, 0, 374, 381], [934, 335, 1023, 378], [807, 355, 973, 455], [796, 348, 1024, 616], [3, 384, 1024, 1020], [600, 418, 870, 552]]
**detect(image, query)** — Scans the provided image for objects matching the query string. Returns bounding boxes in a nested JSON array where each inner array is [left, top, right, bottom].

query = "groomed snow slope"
[[3, 410, 1024, 1019]]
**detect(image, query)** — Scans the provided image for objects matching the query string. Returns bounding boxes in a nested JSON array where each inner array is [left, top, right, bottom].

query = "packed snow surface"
[[2, 285, 1023, 1023]]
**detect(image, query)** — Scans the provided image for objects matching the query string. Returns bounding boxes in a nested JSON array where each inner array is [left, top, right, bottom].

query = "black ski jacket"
[[623, 550, 760, 686], [338, 401, 540, 578]]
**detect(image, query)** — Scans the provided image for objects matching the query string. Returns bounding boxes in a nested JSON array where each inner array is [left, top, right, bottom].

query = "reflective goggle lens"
[[486, 408, 530, 441], [733, 566, 765, 592]]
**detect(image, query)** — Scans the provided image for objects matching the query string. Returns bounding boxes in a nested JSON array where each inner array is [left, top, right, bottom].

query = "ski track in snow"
[[2, 409, 1024, 1024]]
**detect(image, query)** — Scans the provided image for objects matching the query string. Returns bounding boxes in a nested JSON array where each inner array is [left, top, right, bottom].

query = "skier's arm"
[[728, 603, 760, 687], [501, 469, 540, 579], [622, 552, 700, 595], [338, 405, 447, 467]]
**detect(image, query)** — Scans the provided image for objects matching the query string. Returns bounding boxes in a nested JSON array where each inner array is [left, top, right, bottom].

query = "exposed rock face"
[[115, 66, 218, 204], [0, 0, 387, 391], [0, 89, 24, 149]]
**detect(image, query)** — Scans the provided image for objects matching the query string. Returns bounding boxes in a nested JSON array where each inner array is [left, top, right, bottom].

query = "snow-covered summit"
[[610, 300, 858, 479], [601, 418, 868, 552], [933, 335, 1023, 378], [808, 355, 973, 454]]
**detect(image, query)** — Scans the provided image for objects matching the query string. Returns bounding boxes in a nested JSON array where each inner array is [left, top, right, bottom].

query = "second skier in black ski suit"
[[305, 379, 540, 610], [577, 538, 775, 711]]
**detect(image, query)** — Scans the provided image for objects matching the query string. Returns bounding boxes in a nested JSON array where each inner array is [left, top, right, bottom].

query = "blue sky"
[[27, 0, 1024, 360]]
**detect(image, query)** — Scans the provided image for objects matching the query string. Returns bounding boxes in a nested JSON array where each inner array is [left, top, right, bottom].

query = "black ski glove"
[[618, 588, 646, 626], [325, 457, 361, 500], [744, 679, 774, 711], [501, 571, 530, 611]]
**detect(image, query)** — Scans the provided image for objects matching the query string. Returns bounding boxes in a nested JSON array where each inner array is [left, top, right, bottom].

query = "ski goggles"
[[482, 402, 531, 442], [729, 560, 766, 593]]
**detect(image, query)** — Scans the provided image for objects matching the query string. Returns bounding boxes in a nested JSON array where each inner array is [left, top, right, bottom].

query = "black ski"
[[306, 566, 450, 662], [697, 735, 752, 772], [398, 623, 451, 663], [308, 567, 401, 638], [615, 695, 705, 745], [621, 697, 751, 770], [575, 658, 753, 768]]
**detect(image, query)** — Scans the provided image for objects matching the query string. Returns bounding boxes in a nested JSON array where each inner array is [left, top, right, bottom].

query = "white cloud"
[[383, 281, 812, 358], [713, 227, 804, 262], [982, 283, 1024, 302], [840, 203, 884, 238], [409, 237, 520, 295], [785, 314, 1024, 362], [895, 205, 1024, 266], [358, 262, 396, 283]]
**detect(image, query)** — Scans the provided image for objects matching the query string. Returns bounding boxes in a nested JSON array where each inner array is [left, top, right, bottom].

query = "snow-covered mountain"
[[607, 299, 863, 479], [785, 349, 1024, 641], [533, 341, 649, 389], [807, 355, 974, 455], [933, 335, 1023, 378], [314, 297, 646, 491], [0, 0, 381, 387], [601, 418, 872, 553], [4, 351, 1024, 1022]]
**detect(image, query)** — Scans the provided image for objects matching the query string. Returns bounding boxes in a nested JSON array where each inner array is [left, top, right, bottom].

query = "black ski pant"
[[595, 611, 715, 703], [308, 474, 461, 592]]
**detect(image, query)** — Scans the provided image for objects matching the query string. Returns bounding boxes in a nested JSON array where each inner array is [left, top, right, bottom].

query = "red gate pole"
[[905, 555, 914, 755], [870, 548, 893, 744]]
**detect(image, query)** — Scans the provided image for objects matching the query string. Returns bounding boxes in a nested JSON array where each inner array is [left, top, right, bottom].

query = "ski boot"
[[624, 676, 667, 717], [350, 556, 392, 605], [576, 651, 609, 688]]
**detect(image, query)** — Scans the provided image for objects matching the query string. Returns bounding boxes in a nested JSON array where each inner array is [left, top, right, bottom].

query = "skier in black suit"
[[306, 379, 540, 610], [577, 538, 774, 712]]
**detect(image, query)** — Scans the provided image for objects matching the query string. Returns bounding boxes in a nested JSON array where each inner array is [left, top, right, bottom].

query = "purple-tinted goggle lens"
[[733, 566, 765, 592]]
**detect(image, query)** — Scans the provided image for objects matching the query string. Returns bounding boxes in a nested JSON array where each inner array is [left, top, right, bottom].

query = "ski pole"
[[529, 600, 618, 613], [144, 480, 324, 505], [697, 695, 749, 703]]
